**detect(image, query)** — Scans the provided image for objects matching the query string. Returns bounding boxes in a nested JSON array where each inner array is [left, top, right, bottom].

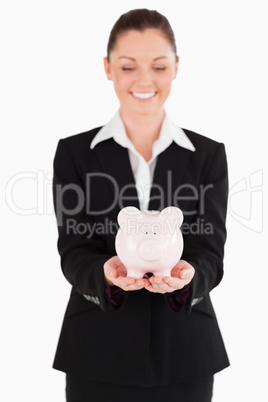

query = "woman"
[[53, 9, 229, 402]]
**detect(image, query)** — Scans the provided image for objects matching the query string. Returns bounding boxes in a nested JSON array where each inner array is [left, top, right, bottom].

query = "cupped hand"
[[145, 260, 195, 294], [103, 256, 149, 291]]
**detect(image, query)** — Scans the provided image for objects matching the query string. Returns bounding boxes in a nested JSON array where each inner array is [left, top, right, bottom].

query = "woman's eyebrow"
[[118, 56, 168, 61], [153, 56, 168, 61], [118, 56, 136, 61]]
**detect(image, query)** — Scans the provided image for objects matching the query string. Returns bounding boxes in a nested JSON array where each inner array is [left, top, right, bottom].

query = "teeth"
[[132, 92, 156, 99]]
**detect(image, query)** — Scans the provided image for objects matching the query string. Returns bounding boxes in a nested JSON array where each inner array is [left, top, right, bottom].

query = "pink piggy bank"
[[115, 206, 184, 278]]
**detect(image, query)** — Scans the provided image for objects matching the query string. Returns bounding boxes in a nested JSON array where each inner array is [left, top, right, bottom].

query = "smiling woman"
[[52, 8, 230, 402], [104, 29, 178, 109], [103, 28, 179, 159]]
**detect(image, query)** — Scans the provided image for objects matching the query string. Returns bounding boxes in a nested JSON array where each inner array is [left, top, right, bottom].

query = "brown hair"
[[107, 9, 178, 61]]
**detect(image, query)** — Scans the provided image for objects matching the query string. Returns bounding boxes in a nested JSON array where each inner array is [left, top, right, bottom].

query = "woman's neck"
[[120, 108, 165, 162]]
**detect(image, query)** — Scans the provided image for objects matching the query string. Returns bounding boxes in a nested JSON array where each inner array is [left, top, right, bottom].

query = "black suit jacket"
[[52, 125, 230, 386]]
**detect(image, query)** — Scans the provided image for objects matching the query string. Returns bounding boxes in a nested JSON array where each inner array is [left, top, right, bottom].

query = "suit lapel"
[[92, 138, 140, 211], [93, 138, 193, 213], [149, 142, 193, 210]]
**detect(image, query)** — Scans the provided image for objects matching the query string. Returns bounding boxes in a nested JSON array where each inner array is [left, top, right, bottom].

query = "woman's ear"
[[173, 56, 179, 80], [103, 57, 112, 80]]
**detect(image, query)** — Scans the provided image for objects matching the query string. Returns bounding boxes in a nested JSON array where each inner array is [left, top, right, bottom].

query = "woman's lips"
[[131, 91, 157, 101]]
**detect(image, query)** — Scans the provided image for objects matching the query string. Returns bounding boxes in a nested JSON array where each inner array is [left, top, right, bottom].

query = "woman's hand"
[[144, 260, 195, 294], [103, 256, 149, 291]]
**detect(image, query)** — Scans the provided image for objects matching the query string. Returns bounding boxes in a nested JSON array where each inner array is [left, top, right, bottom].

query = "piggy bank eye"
[[152, 228, 161, 235], [141, 225, 150, 234]]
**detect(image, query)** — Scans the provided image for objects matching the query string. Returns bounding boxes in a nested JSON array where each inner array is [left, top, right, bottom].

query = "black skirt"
[[66, 375, 214, 402]]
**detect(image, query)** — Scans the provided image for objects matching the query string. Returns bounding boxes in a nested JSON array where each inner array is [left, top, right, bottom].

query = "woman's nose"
[[135, 68, 153, 86]]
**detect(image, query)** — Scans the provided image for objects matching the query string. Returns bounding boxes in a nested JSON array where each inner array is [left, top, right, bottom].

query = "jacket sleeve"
[[176, 142, 228, 312], [53, 139, 123, 312]]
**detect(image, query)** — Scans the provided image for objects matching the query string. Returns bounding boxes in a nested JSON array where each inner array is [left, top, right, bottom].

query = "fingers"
[[104, 256, 127, 285], [146, 264, 195, 293], [178, 269, 194, 282], [171, 261, 195, 281], [146, 281, 173, 294], [104, 256, 195, 293], [162, 276, 185, 290], [145, 276, 173, 293], [162, 270, 193, 289], [104, 256, 151, 290], [115, 276, 149, 291], [110, 268, 118, 279]]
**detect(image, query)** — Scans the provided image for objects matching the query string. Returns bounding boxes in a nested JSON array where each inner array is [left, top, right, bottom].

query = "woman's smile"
[[131, 91, 158, 101]]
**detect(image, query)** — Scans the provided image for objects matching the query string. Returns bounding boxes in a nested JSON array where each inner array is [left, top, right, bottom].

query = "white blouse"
[[90, 110, 195, 210]]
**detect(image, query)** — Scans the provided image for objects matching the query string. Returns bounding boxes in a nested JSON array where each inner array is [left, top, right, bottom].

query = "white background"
[[1, 0, 267, 400]]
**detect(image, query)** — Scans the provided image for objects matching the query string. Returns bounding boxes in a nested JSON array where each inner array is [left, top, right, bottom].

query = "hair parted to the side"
[[107, 9, 178, 61]]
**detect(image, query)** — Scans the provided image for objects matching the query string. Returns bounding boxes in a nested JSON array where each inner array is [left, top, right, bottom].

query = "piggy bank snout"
[[138, 239, 163, 261]]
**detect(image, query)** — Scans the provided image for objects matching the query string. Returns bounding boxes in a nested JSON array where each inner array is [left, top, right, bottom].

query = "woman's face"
[[104, 28, 179, 116]]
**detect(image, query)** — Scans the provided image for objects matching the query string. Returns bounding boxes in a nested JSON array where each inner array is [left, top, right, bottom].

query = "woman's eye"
[[122, 67, 135, 71], [153, 67, 166, 71]]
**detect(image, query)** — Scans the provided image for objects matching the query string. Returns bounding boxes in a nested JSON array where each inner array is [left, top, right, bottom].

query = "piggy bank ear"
[[117, 206, 141, 227], [160, 206, 183, 227]]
